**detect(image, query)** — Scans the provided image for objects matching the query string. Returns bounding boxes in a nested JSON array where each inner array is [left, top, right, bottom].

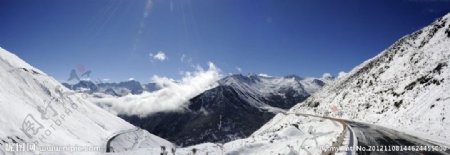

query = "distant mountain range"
[[62, 80, 159, 97], [119, 74, 331, 146], [62, 74, 331, 146]]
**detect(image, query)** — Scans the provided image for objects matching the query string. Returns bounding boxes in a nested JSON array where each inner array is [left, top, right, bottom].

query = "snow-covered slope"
[[0, 47, 172, 154], [292, 13, 450, 144], [107, 114, 344, 155]]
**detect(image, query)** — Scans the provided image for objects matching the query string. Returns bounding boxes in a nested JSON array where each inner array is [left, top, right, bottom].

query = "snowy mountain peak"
[[221, 74, 259, 85], [321, 73, 334, 80], [219, 74, 325, 96], [63, 80, 155, 97], [442, 12, 450, 21], [0, 47, 44, 75], [284, 74, 304, 80]]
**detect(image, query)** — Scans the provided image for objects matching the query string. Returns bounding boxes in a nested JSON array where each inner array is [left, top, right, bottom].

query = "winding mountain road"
[[346, 121, 450, 155], [106, 128, 140, 153], [282, 112, 449, 155], [105, 113, 450, 154]]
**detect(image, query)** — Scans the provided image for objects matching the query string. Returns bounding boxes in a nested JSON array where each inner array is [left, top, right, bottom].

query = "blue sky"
[[0, 0, 449, 82]]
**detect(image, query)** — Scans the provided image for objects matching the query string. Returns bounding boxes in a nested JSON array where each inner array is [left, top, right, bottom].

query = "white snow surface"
[[291, 13, 450, 145], [0, 47, 172, 155], [107, 128, 173, 153], [105, 114, 343, 155]]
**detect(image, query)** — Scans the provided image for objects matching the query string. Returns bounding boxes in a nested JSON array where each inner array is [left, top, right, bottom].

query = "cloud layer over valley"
[[91, 62, 221, 116]]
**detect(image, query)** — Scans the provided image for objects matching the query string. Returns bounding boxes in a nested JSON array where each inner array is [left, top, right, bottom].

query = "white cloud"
[[149, 51, 167, 61], [337, 71, 347, 79], [258, 73, 272, 77], [322, 73, 333, 79], [100, 62, 221, 116], [128, 77, 135, 81], [236, 67, 242, 73]]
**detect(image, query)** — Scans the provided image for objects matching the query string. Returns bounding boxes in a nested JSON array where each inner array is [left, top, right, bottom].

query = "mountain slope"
[[120, 74, 327, 146], [115, 114, 344, 155], [291, 13, 450, 144], [219, 74, 327, 109], [0, 48, 172, 154]]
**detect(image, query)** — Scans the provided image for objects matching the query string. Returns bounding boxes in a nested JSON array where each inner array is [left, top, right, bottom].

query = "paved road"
[[346, 121, 450, 155], [106, 128, 140, 153], [105, 113, 449, 155], [345, 124, 355, 155], [284, 112, 449, 155]]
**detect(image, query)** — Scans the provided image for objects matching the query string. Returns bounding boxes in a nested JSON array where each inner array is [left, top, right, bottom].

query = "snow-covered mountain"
[[219, 74, 329, 109], [292, 13, 450, 144], [0, 48, 172, 154], [62, 80, 159, 97], [120, 74, 328, 146]]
